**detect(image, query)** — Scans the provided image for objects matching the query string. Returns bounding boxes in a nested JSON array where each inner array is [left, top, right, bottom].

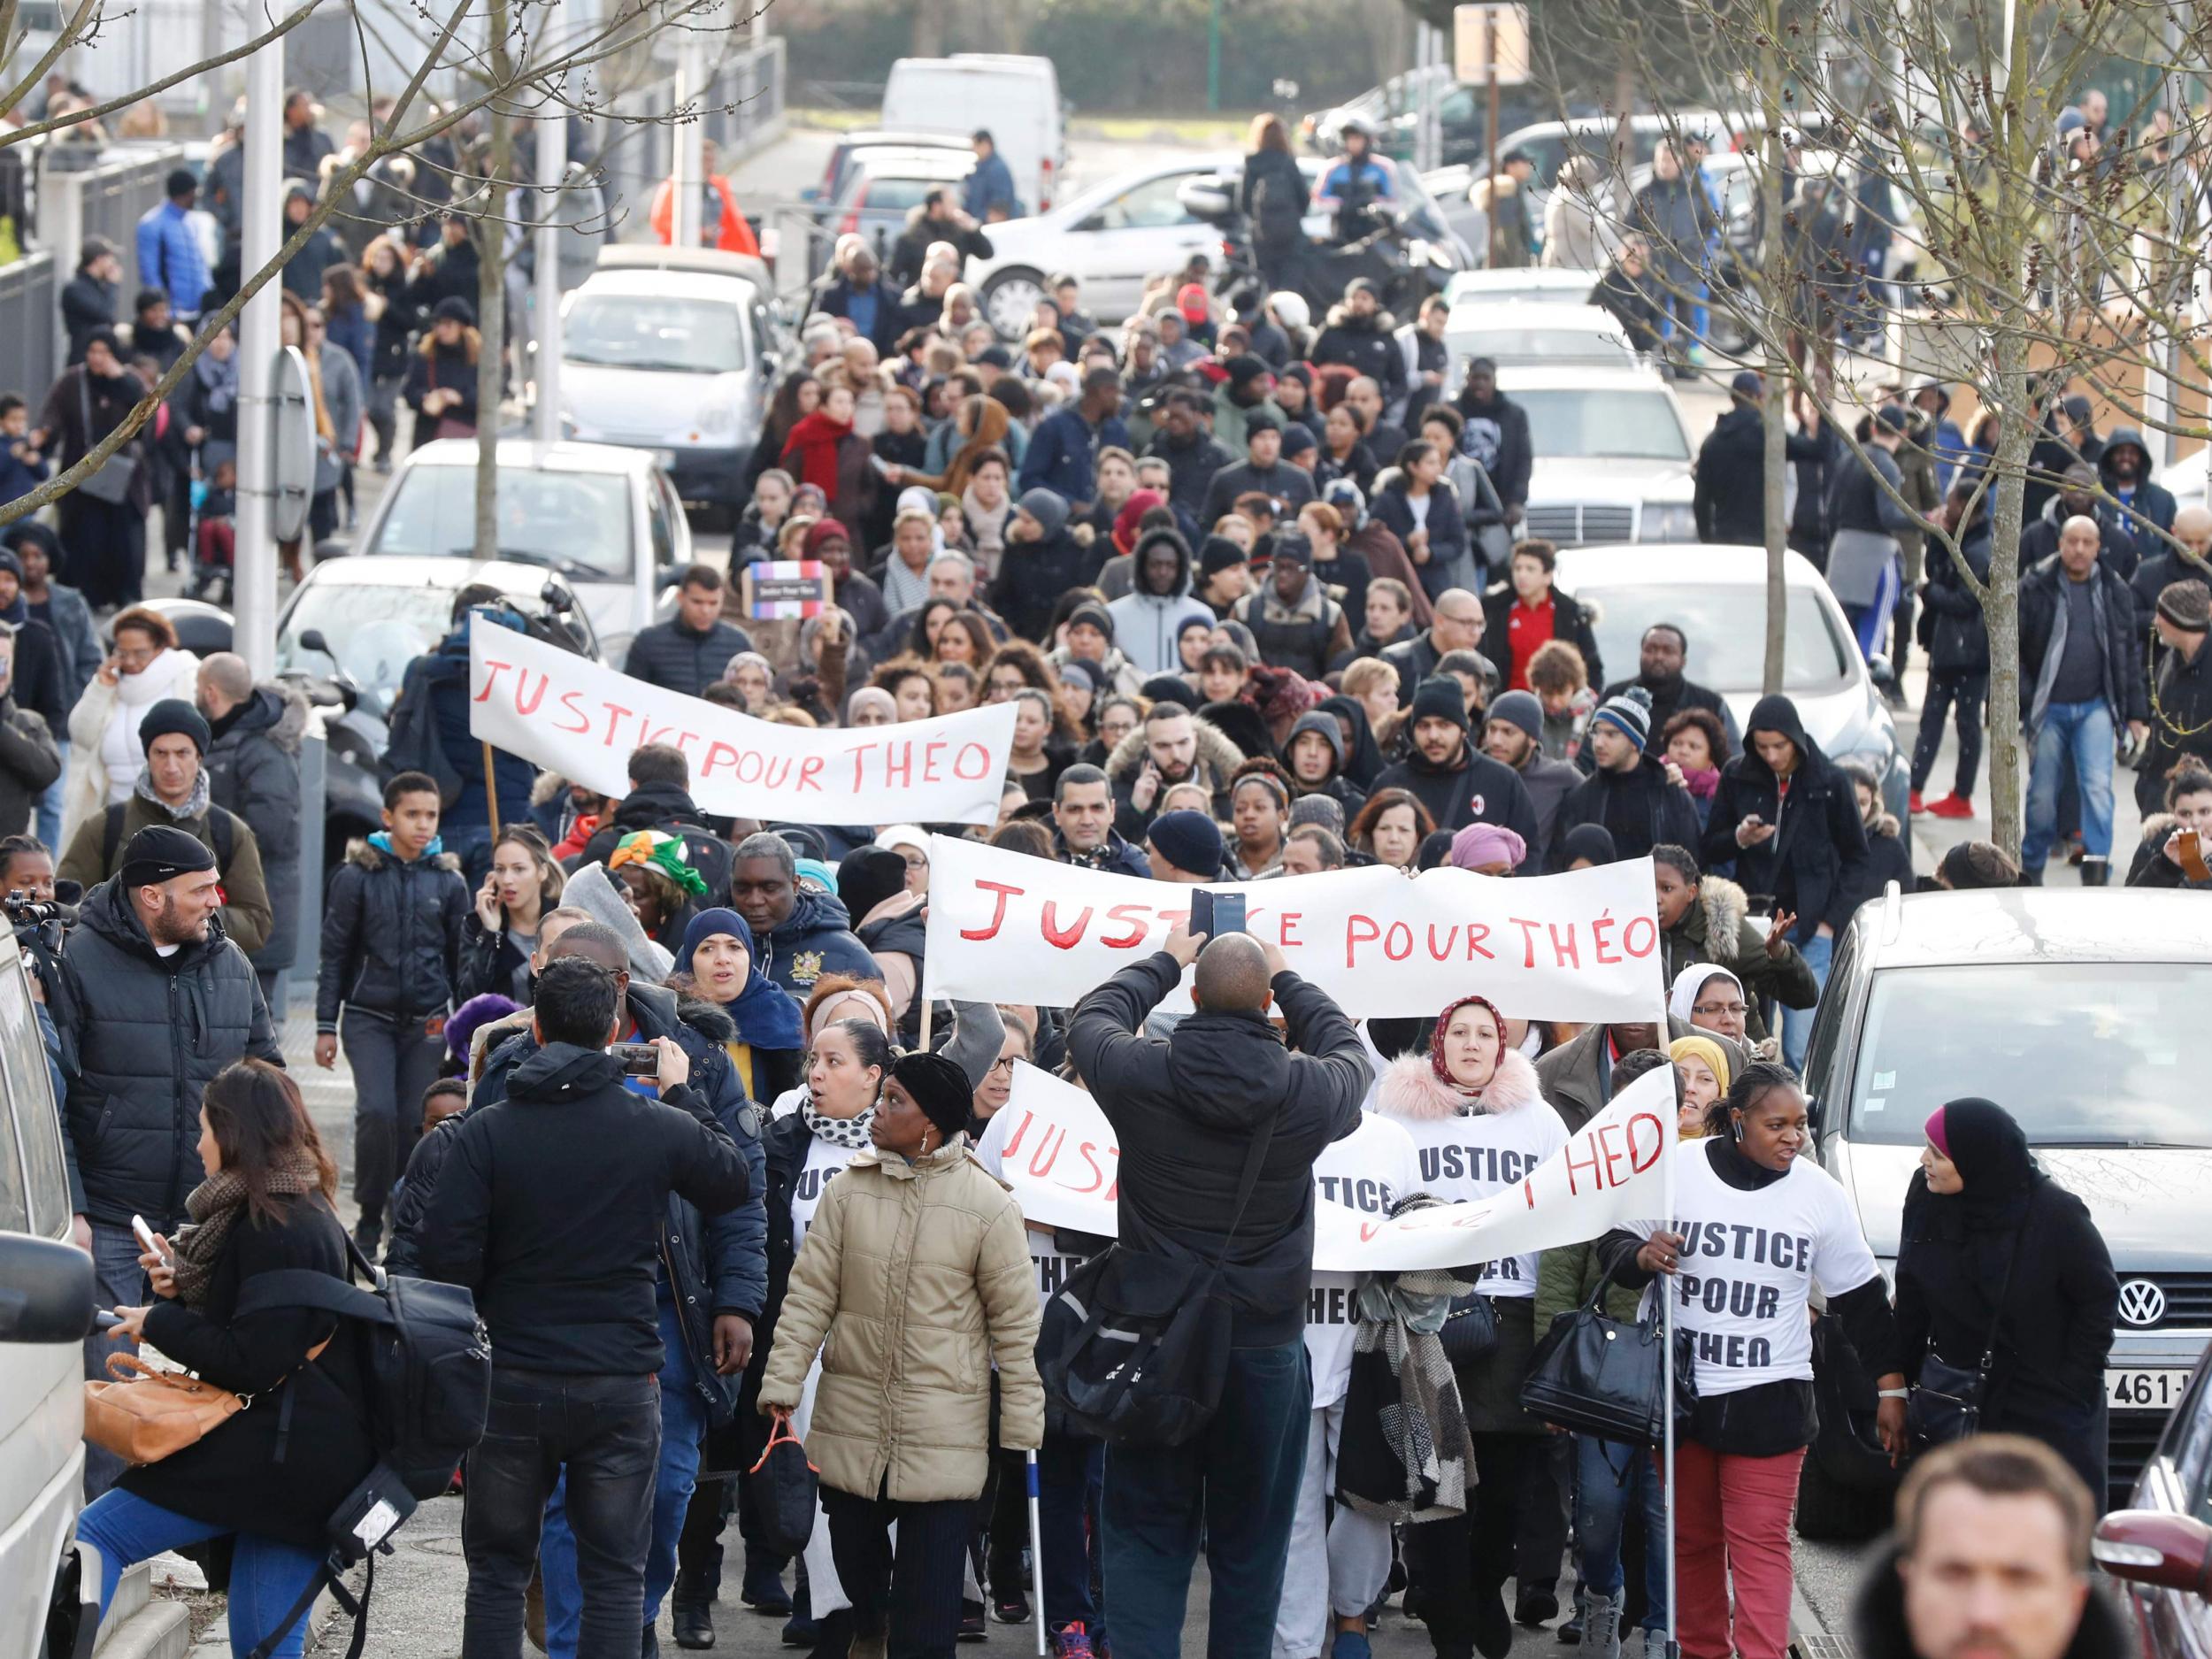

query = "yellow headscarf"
[[1669, 1034, 1732, 1140]]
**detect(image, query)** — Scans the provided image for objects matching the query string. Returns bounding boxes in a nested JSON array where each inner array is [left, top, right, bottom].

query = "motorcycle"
[[1174, 177, 1454, 324]]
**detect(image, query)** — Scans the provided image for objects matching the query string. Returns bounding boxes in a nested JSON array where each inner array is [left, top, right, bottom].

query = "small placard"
[[741, 560, 830, 620]]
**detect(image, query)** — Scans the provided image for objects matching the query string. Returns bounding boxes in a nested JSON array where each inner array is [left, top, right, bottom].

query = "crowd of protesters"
[[10, 87, 2161, 1659]]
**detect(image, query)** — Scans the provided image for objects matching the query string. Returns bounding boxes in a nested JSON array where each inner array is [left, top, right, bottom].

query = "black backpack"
[[235, 1238, 492, 1500]]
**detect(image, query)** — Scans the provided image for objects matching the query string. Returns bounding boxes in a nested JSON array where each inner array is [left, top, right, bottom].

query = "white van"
[[879, 55, 1070, 217]]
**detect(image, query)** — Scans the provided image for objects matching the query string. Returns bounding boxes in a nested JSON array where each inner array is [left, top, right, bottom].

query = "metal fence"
[[38, 142, 188, 297], [0, 251, 58, 407]]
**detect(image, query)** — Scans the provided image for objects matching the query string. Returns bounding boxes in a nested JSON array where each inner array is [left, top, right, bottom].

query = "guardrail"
[[0, 251, 58, 409]]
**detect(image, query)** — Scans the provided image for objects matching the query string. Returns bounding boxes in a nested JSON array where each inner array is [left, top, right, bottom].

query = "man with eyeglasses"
[[1381, 586, 1498, 707], [1651, 843, 1816, 1049]]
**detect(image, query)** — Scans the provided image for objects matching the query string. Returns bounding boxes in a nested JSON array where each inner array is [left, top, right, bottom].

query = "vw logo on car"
[[2118, 1279, 2169, 1329]]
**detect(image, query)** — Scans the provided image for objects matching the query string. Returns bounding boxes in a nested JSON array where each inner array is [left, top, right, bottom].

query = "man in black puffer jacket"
[[1309, 280, 1407, 406], [53, 826, 281, 1497], [1067, 932, 1367, 1659], [417, 952, 752, 1657], [571, 742, 736, 907], [623, 563, 755, 697], [1693, 372, 1826, 544], [1548, 687, 1701, 865], [198, 657, 307, 1005]]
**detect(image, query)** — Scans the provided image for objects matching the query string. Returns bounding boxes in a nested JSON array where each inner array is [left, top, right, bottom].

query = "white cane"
[[1027, 1448, 1047, 1656]]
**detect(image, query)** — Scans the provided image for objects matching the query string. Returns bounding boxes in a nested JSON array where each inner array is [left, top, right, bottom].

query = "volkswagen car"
[[1798, 886, 2212, 1517]]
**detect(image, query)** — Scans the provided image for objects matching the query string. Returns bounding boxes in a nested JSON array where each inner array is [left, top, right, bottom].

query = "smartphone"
[[131, 1214, 169, 1263], [1191, 891, 1246, 938], [609, 1041, 660, 1078]]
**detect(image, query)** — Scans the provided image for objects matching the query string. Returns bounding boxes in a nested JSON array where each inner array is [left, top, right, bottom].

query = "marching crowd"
[[0, 89, 2176, 1659]]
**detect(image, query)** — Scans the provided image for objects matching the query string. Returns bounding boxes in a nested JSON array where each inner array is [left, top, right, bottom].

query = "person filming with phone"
[[1064, 919, 1370, 1655], [416, 954, 754, 1656]]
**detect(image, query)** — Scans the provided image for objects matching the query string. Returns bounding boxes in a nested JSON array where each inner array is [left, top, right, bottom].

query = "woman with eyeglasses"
[[1667, 962, 1769, 1062], [64, 603, 200, 833]]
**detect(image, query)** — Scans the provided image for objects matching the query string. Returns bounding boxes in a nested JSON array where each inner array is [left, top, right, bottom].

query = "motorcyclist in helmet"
[[1313, 118, 1399, 245]]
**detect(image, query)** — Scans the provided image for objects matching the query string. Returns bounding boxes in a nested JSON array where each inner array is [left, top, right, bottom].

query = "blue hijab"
[[676, 907, 804, 1052]]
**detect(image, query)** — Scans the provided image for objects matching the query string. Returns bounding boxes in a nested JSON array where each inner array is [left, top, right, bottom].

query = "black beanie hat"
[[1409, 675, 1469, 733], [119, 824, 217, 890], [891, 1050, 973, 1142], [139, 698, 211, 756], [837, 848, 909, 928], [1199, 535, 1248, 577]]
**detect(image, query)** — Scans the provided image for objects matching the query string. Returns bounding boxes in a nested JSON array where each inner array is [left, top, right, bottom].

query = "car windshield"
[[565, 295, 745, 373], [368, 466, 634, 580], [1513, 389, 1689, 460], [1450, 328, 1629, 365], [1577, 581, 1854, 692], [275, 583, 459, 706], [1847, 964, 2212, 1149]]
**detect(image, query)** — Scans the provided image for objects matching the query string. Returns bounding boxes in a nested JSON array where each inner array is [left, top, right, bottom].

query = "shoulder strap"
[[102, 803, 126, 872], [1209, 1111, 1282, 1271], [233, 1267, 398, 1326], [1976, 1227, 2029, 1375], [211, 805, 235, 868]]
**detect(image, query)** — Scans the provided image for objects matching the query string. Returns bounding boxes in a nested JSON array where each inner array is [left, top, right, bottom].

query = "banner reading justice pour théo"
[[467, 618, 1016, 825]]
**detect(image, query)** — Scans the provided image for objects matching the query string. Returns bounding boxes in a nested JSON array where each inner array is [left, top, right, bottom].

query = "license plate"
[[2106, 1369, 2192, 1410]]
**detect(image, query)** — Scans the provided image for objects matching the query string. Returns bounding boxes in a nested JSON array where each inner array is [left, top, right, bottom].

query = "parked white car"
[[1441, 266, 1604, 308], [556, 248, 786, 518], [1555, 541, 1909, 815], [1501, 363, 1698, 544], [352, 440, 688, 665], [1443, 299, 1637, 380], [967, 153, 1469, 334]]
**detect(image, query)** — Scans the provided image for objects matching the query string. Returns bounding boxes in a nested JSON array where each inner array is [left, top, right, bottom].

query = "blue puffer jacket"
[[757, 887, 878, 999], [403, 984, 767, 1422]]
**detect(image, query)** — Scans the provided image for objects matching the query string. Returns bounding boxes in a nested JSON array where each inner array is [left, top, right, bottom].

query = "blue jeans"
[[1781, 930, 1832, 1073], [541, 1293, 708, 1653], [38, 738, 65, 850], [77, 1490, 323, 1658], [1575, 1436, 1669, 1633], [1103, 1340, 1310, 1659], [2025, 699, 2116, 870], [82, 1220, 149, 1501]]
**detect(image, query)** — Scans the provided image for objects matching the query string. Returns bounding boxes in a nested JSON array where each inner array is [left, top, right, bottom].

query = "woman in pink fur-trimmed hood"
[[1375, 992, 1570, 1659]]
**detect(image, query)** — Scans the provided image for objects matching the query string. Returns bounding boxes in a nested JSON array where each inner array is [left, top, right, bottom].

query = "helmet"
[[1267, 291, 1311, 333], [1340, 115, 1374, 144]]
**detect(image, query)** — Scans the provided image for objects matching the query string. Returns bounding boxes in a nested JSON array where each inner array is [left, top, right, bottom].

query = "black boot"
[[2081, 856, 2110, 887], [741, 1548, 792, 1616], [351, 1208, 383, 1261], [806, 1608, 852, 1659], [672, 1572, 716, 1650]]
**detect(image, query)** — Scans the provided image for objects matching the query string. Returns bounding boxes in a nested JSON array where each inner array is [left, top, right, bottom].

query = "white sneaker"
[[1584, 1591, 1624, 1659]]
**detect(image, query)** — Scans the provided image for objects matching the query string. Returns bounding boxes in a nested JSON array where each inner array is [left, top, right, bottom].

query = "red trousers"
[[1668, 1440, 1805, 1659]]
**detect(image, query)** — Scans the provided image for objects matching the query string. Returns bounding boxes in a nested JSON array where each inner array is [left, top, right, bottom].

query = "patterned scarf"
[[1428, 993, 1508, 1101], [800, 1090, 875, 1149], [135, 764, 210, 825], [169, 1150, 326, 1307]]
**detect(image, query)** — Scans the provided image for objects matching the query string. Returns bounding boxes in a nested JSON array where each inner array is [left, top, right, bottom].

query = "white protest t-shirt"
[[1395, 1100, 1570, 1297], [1307, 1112, 1423, 1409], [789, 1134, 863, 1256], [975, 1107, 1083, 1310], [1632, 1139, 1881, 1398]]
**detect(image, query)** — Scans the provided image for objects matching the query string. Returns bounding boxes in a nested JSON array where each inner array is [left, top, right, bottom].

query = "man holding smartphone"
[[418, 955, 754, 1658]]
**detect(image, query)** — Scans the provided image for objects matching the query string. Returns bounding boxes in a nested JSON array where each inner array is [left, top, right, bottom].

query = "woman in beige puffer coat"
[[760, 1048, 1042, 1657]]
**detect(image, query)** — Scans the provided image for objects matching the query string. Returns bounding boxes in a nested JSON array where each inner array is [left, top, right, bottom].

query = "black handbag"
[[1439, 1290, 1500, 1366], [746, 1416, 818, 1557], [1040, 1117, 1277, 1448], [75, 373, 139, 506], [1907, 1226, 2025, 1448], [1518, 1271, 1697, 1448]]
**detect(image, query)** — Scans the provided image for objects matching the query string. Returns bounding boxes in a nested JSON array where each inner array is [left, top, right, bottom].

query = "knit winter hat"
[[1487, 688, 1543, 743], [119, 824, 216, 889], [139, 698, 211, 756], [1147, 809, 1223, 879], [891, 1050, 974, 1141], [1590, 684, 1654, 749], [1409, 675, 1469, 733], [607, 830, 710, 897], [1199, 535, 1248, 578], [1066, 600, 1115, 642], [2158, 580, 2211, 631]]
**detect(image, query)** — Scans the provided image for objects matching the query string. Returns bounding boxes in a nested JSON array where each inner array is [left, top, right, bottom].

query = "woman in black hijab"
[[1316, 693, 1385, 790], [1895, 1098, 2120, 1505]]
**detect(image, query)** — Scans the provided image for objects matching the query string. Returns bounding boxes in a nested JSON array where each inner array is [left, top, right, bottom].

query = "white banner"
[[467, 618, 1016, 825], [923, 834, 1663, 1021], [992, 1062, 1678, 1272]]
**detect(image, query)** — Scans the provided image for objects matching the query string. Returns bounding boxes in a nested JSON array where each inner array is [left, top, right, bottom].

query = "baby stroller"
[[188, 450, 236, 604]]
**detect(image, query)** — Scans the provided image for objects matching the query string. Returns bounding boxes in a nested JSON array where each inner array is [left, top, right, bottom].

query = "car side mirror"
[[2093, 1510, 2212, 1597], [1867, 652, 1898, 693], [0, 1233, 99, 1343]]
